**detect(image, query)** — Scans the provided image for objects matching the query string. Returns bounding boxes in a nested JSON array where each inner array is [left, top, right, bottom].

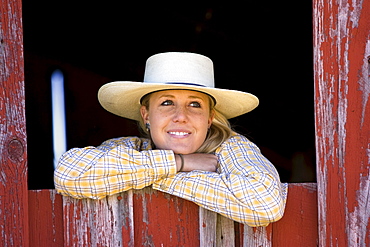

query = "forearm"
[[152, 171, 287, 226], [54, 146, 177, 199]]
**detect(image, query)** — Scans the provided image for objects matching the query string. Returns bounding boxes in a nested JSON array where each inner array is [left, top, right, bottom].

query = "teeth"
[[169, 132, 188, 136]]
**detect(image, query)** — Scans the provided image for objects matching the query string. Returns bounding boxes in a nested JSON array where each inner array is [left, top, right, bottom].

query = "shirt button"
[[160, 184, 167, 190]]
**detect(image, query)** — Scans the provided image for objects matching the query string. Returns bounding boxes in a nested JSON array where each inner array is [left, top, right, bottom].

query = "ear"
[[140, 105, 149, 122], [208, 110, 215, 128]]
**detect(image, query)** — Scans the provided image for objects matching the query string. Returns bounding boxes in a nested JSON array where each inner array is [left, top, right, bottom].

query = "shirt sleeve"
[[152, 133, 288, 227], [54, 137, 177, 199]]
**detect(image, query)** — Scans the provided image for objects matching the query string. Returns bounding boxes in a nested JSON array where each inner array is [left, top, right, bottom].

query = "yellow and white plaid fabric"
[[54, 133, 287, 226]]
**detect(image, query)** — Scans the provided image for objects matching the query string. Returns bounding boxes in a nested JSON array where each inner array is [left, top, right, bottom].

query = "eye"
[[189, 101, 201, 108], [161, 100, 174, 106]]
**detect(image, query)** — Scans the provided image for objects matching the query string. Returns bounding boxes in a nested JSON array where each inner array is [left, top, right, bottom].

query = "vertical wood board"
[[199, 207, 217, 246], [133, 187, 200, 246], [272, 183, 318, 246], [242, 183, 318, 246], [0, 0, 29, 246], [53, 183, 317, 246], [28, 190, 64, 246], [63, 191, 134, 247], [313, 0, 370, 245], [215, 214, 236, 247]]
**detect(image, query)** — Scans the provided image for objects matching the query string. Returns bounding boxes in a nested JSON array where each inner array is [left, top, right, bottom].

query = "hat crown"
[[143, 52, 215, 88], [98, 52, 259, 121]]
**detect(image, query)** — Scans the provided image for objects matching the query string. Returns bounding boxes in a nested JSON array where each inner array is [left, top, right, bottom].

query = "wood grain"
[[313, 0, 370, 245], [29, 184, 318, 246], [0, 0, 28, 245]]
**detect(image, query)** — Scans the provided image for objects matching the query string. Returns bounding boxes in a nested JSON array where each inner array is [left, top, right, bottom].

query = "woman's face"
[[140, 90, 214, 154]]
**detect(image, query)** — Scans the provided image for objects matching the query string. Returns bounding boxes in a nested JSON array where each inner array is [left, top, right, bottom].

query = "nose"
[[173, 105, 188, 123]]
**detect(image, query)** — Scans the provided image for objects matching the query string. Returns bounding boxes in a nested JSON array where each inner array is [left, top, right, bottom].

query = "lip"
[[167, 130, 191, 137]]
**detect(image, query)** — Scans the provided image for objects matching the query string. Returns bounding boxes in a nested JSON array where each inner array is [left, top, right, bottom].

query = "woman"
[[54, 52, 287, 227]]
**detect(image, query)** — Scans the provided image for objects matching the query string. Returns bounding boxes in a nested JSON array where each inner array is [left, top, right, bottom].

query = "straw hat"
[[98, 52, 259, 121]]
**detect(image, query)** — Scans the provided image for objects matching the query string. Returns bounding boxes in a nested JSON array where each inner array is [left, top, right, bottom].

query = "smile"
[[168, 131, 190, 136]]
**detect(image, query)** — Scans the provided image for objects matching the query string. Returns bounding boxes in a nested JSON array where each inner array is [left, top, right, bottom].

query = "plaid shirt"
[[54, 132, 287, 226]]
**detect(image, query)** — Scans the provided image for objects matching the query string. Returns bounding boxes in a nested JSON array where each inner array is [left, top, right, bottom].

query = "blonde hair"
[[139, 92, 233, 153]]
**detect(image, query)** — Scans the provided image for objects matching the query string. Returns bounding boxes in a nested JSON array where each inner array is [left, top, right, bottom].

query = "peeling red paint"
[[27, 184, 317, 246], [314, 0, 370, 245], [0, 0, 29, 245], [2, 0, 369, 244]]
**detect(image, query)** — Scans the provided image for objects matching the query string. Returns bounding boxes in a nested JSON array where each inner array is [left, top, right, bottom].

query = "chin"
[[169, 147, 196, 155], [156, 141, 200, 154]]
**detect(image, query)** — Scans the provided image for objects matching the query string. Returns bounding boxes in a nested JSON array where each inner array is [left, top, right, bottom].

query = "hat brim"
[[98, 81, 259, 121]]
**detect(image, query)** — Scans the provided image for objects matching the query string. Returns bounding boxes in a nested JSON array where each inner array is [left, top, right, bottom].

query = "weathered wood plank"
[[243, 225, 272, 247], [54, 183, 318, 246], [199, 207, 217, 246], [313, 0, 370, 245], [0, 0, 29, 245], [199, 210, 236, 247], [242, 183, 318, 246], [28, 190, 64, 246], [63, 191, 134, 247], [272, 183, 318, 246], [216, 214, 235, 247], [133, 187, 200, 246]]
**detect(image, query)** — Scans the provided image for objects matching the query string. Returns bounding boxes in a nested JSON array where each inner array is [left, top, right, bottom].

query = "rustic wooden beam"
[[28, 183, 317, 246], [199, 207, 217, 246], [0, 0, 29, 245], [133, 187, 200, 246], [271, 183, 318, 245], [63, 190, 134, 246], [28, 190, 64, 246], [313, 0, 370, 245]]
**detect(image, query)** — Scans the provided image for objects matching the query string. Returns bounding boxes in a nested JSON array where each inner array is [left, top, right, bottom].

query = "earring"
[[145, 122, 150, 132]]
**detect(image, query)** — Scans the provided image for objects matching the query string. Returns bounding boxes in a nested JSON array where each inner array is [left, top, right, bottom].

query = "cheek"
[[199, 113, 213, 128], [149, 106, 171, 118], [148, 113, 171, 140], [148, 110, 167, 125]]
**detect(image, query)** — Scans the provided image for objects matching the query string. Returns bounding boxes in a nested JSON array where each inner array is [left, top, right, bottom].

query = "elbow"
[[54, 176, 80, 199], [55, 180, 103, 200], [246, 178, 288, 227], [246, 199, 286, 227], [54, 173, 101, 200], [265, 204, 285, 224], [54, 182, 103, 200], [242, 209, 284, 227]]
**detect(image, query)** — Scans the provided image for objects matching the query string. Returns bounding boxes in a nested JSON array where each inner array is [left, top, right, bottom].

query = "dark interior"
[[22, 2, 315, 189]]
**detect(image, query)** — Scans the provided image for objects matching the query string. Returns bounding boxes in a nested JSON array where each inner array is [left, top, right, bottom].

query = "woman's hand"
[[175, 153, 218, 172]]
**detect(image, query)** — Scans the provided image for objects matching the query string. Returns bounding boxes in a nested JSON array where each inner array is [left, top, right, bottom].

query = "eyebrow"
[[158, 94, 175, 99], [158, 94, 206, 101]]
